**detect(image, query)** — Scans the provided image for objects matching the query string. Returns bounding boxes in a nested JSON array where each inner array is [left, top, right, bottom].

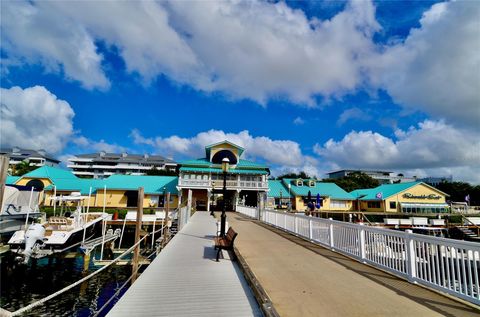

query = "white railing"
[[236, 205, 258, 218], [178, 179, 268, 189], [236, 207, 480, 306]]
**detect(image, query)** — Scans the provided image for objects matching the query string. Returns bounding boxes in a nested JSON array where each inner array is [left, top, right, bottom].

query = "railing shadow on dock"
[[256, 221, 480, 316]]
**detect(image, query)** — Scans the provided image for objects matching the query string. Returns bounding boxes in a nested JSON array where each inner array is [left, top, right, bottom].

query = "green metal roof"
[[45, 178, 105, 195], [102, 175, 178, 195], [268, 180, 292, 198], [350, 182, 439, 200], [179, 158, 267, 169], [6, 176, 20, 184], [180, 167, 268, 175], [236, 159, 267, 169], [282, 179, 354, 200], [43, 175, 178, 195], [22, 166, 77, 180]]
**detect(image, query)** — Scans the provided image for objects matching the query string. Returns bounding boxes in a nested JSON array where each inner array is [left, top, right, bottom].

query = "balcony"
[[178, 178, 268, 190]]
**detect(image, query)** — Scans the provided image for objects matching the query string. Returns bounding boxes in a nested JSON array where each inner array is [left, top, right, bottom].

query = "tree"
[[146, 167, 178, 176], [276, 171, 311, 180], [323, 172, 379, 192], [434, 181, 480, 206], [12, 160, 36, 176]]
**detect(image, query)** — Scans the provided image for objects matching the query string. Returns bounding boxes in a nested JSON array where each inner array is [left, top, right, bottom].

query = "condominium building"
[[67, 152, 177, 179], [0, 147, 60, 170], [326, 169, 416, 184]]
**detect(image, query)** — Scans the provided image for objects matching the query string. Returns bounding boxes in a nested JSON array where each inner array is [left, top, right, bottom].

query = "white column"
[[207, 189, 211, 213]]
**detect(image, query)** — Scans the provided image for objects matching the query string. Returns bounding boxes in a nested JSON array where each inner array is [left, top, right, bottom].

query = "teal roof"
[[102, 175, 178, 195], [6, 176, 20, 184], [268, 180, 292, 198], [45, 178, 105, 195], [180, 166, 268, 175], [179, 158, 267, 170], [282, 179, 354, 200], [350, 182, 439, 200], [22, 166, 77, 180], [179, 158, 211, 167]]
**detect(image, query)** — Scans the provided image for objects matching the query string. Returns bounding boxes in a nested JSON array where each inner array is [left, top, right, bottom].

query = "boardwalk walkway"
[[227, 212, 480, 317], [108, 211, 261, 317]]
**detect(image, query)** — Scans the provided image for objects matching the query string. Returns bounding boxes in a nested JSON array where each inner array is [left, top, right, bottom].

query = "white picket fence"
[[236, 206, 480, 306]]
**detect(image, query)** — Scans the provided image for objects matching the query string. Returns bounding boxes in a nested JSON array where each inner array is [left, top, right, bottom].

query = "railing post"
[[275, 212, 278, 227], [405, 229, 417, 282], [359, 223, 366, 262], [294, 215, 298, 234], [309, 218, 313, 240], [329, 218, 334, 249]]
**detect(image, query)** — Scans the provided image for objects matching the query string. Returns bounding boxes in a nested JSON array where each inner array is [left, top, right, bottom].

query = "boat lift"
[[80, 228, 121, 255]]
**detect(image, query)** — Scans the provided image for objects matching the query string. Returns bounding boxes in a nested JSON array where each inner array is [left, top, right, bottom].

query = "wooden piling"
[[132, 187, 144, 283], [162, 192, 170, 248]]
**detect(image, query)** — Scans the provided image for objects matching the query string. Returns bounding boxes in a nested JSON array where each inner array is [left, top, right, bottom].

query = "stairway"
[[455, 226, 480, 242]]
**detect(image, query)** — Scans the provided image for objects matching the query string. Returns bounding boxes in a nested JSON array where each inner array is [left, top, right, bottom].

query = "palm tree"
[[12, 160, 36, 176]]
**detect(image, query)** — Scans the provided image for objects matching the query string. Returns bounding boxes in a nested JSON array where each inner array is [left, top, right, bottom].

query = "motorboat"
[[8, 192, 110, 263], [0, 185, 42, 239]]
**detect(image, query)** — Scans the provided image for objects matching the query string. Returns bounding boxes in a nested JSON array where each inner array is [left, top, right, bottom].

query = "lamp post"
[[220, 157, 230, 237]]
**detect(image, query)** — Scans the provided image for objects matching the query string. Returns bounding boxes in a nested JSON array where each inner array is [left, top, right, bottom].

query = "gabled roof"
[[205, 140, 245, 157], [22, 166, 77, 180], [282, 179, 354, 200], [350, 182, 449, 200], [268, 180, 292, 198]]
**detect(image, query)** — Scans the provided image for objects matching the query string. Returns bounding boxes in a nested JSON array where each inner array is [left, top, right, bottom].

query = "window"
[[367, 201, 381, 208], [330, 200, 347, 208], [389, 201, 396, 209]]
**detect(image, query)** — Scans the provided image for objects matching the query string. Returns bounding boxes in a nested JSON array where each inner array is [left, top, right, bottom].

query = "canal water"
[[0, 247, 143, 317]]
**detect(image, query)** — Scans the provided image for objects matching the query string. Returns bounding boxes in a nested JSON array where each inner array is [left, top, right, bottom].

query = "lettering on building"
[[402, 193, 441, 200]]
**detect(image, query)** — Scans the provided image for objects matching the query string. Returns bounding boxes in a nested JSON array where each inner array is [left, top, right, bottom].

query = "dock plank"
[[107, 211, 261, 317]]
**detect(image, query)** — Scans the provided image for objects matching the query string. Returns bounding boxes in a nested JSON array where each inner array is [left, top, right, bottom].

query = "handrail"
[[461, 214, 480, 236], [237, 205, 480, 306]]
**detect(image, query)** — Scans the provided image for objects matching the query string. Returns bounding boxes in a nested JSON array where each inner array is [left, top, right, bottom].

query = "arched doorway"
[[125, 191, 138, 207]]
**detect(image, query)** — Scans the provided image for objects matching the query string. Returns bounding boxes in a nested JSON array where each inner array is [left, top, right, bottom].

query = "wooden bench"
[[214, 227, 238, 262]]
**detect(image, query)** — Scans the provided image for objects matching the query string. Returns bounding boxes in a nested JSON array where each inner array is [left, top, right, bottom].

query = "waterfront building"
[[267, 179, 354, 212], [351, 182, 449, 213], [10, 166, 179, 209], [67, 152, 177, 179], [0, 147, 60, 170], [326, 169, 416, 184], [176, 141, 269, 212]]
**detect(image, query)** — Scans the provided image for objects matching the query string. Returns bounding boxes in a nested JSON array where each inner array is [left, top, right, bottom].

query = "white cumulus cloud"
[[0, 86, 75, 153], [1, 2, 109, 89], [1, 0, 381, 105], [131, 129, 307, 168], [314, 120, 480, 182], [374, 1, 480, 127]]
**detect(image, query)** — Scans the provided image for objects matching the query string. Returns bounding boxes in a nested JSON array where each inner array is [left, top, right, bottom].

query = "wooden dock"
[[107, 211, 261, 317]]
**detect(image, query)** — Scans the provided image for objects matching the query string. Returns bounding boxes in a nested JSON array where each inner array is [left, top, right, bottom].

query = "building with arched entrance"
[[176, 141, 269, 212]]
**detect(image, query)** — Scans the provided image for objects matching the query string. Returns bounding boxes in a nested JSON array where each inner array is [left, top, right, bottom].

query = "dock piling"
[[132, 187, 144, 283]]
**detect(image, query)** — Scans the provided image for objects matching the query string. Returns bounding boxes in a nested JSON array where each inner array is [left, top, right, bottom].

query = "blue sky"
[[1, 0, 479, 183]]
